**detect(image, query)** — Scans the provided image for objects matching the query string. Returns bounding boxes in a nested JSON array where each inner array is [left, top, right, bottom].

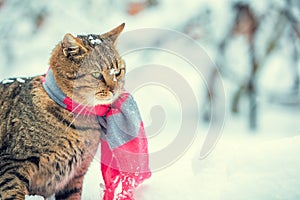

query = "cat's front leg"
[[55, 174, 84, 200]]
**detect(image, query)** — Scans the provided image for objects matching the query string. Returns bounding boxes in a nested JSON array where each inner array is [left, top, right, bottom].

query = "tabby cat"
[[0, 23, 126, 199]]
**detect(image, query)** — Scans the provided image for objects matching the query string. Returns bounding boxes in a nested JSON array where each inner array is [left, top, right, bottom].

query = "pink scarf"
[[43, 69, 151, 199]]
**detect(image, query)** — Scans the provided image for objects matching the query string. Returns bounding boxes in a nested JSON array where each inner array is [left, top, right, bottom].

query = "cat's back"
[[0, 76, 45, 146], [0, 76, 35, 121], [0, 78, 31, 124]]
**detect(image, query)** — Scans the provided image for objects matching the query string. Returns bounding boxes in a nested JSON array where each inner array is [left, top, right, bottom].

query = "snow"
[[1, 0, 300, 199], [17, 77, 26, 83], [90, 38, 102, 45], [77, 117, 300, 200], [2, 79, 14, 84]]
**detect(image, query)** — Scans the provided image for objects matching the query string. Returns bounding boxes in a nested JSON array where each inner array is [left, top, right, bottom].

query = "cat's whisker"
[[69, 98, 103, 131], [82, 99, 97, 121], [62, 99, 91, 132], [59, 98, 90, 123], [59, 98, 90, 121], [65, 97, 101, 130], [64, 104, 88, 133], [69, 97, 90, 113]]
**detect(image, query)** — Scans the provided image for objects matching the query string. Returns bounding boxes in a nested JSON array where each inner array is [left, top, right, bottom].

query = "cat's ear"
[[62, 33, 88, 59], [101, 23, 125, 45]]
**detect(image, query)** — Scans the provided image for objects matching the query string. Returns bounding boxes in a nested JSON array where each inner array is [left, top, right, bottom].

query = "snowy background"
[[1, 0, 300, 199]]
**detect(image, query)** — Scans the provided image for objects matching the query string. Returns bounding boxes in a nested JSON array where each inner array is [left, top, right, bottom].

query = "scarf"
[[42, 68, 151, 200]]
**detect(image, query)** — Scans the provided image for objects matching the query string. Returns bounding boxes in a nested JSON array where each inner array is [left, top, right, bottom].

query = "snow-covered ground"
[[89, 101, 300, 200], [79, 104, 300, 200], [134, 136, 300, 200], [1, 0, 300, 199]]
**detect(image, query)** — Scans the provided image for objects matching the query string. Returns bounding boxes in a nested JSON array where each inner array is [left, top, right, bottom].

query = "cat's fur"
[[0, 23, 126, 200]]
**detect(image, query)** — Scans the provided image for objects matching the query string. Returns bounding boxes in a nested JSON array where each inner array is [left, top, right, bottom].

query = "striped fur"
[[0, 23, 125, 199]]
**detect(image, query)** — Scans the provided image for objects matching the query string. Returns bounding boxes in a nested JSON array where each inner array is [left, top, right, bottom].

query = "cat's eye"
[[115, 69, 121, 77], [115, 68, 125, 77], [92, 72, 102, 79]]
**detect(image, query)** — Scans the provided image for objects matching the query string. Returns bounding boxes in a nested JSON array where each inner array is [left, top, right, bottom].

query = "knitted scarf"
[[42, 69, 151, 200]]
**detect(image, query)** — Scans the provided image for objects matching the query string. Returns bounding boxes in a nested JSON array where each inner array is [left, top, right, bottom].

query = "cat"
[[0, 23, 126, 200]]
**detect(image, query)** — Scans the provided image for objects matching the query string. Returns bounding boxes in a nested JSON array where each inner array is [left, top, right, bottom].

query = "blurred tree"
[[217, 1, 300, 130], [126, 0, 158, 15], [232, 3, 258, 129], [182, 0, 300, 130], [0, 0, 4, 8], [0, 0, 48, 72]]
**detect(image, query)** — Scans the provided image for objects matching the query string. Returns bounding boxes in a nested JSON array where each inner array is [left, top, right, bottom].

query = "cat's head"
[[50, 23, 126, 105]]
